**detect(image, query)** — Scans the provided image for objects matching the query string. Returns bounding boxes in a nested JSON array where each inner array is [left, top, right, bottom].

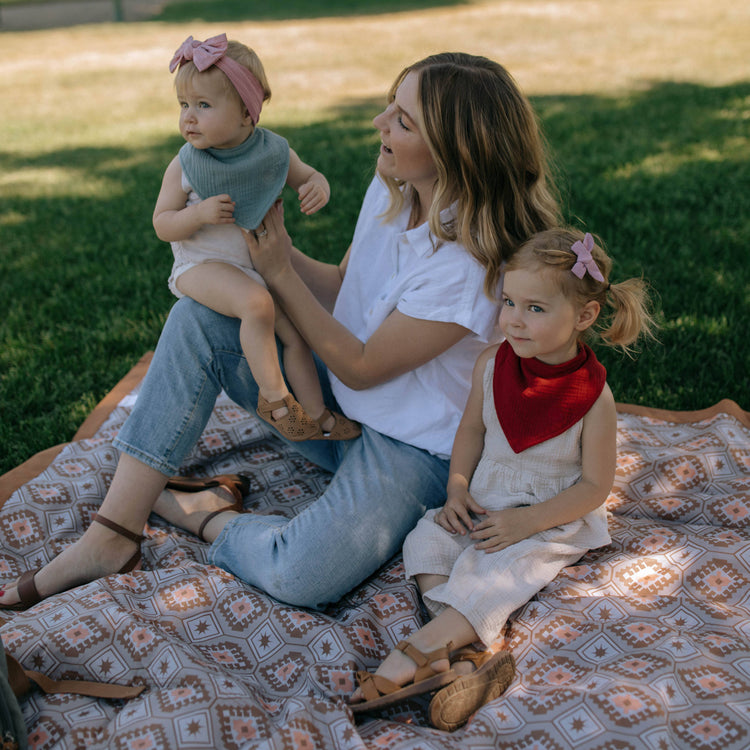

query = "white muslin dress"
[[402, 354, 611, 645]]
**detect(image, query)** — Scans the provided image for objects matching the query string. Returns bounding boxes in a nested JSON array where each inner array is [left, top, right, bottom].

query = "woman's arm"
[[153, 156, 236, 242], [248, 205, 469, 391], [471, 384, 617, 552], [288, 244, 349, 314]]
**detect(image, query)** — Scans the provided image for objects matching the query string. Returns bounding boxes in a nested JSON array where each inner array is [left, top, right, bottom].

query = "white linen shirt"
[[330, 176, 499, 458]]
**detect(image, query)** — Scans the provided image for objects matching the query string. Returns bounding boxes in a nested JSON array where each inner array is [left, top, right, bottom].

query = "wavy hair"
[[379, 52, 561, 297]]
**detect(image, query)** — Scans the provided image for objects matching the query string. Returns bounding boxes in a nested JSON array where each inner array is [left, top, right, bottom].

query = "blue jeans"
[[115, 298, 449, 609]]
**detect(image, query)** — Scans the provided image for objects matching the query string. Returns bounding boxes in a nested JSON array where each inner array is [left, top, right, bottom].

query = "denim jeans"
[[115, 298, 449, 609]]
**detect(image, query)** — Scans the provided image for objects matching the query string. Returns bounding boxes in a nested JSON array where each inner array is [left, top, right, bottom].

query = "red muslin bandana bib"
[[492, 341, 606, 453]]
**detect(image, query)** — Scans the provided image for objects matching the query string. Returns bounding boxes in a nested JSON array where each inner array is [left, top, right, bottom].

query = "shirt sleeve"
[[397, 245, 499, 342]]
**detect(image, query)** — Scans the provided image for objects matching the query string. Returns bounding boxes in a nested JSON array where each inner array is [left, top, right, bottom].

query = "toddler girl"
[[155, 34, 359, 441], [350, 227, 656, 729]]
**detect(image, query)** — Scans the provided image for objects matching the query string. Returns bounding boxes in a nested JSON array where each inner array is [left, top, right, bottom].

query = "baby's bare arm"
[[287, 148, 330, 215], [153, 156, 236, 241]]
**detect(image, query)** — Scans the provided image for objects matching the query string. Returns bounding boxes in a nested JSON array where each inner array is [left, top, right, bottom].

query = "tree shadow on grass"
[[1, 79, 748, 471], [532, 80, 750, 409], [152, 0, 469, 24]]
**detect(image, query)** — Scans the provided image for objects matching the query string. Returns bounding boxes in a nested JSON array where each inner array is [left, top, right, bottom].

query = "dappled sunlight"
[[0, 0, 747, 468], [663, 315, 731, 337], [0, 211, 25, 229], [612, 145, 728, 179], [0, 167, 121, 200], [717, 94, 750, 120]]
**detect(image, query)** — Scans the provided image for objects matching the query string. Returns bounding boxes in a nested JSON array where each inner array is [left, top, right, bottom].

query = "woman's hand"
[[243, 200, 469, 390], [243, 200, 292, 287]]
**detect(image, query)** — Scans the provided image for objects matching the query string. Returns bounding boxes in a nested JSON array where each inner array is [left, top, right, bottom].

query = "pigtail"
[[509, 227, 659, 356], [598, 277, 657, 355]]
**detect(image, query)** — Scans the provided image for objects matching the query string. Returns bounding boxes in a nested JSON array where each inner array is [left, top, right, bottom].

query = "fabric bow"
[[169, 34, 228, 73], [570, 233, 605, 282], [167, 33, 265, 124]]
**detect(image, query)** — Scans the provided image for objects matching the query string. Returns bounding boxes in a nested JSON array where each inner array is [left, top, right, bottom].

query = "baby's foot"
[[312, 409, 361, 440], [256, 393, 320, 441]]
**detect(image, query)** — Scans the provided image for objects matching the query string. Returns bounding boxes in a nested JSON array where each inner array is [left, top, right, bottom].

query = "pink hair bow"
[[168, 33, 265, 125], [169, 33, 228, 73], [571, 233, 604, 282]]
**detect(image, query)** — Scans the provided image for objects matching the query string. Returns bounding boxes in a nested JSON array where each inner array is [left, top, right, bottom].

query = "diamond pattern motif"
[[1, 389, 749, 748]]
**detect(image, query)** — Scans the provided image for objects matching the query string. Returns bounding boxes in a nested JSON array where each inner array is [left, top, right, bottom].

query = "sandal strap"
[[16, 569, 41, 607], [396, 640, 453, 683], [256, 394, 320, 441], [355, 670, 401, 702], [93, 514, 144, 544], [196, 508, 232, 542], [314, 409, 361, 441], [450, 646, 492, 669], [257, 395, 288, 415], [165, 474, 249, 505], [7, 651, 144, 700]]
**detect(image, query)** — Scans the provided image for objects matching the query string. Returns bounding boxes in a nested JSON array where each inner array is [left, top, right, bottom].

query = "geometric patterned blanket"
[[1, 356, 748, 750]]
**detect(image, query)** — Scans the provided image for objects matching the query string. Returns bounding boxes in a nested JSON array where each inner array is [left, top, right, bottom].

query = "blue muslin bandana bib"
[[179, 127, 290, 230]]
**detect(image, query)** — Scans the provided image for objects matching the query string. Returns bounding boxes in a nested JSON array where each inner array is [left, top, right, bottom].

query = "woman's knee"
[[261, 570, 333, 610]]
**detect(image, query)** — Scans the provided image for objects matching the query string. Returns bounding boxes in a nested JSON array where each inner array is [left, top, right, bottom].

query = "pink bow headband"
[[169, 34, 264, 125], [570, 233, 605, 283]]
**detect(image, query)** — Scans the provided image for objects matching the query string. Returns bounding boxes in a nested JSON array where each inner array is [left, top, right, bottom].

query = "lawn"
[[1, 0, 748, 474]]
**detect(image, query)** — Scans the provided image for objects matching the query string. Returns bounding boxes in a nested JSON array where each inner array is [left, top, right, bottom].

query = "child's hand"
[[436, 486, 486, 535], [199, 194, 236, 225], [470, 506, 538, 553], [298, 180, 329, 215]]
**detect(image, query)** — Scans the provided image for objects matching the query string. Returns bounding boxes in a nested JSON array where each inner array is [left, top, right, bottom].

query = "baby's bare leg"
[[177, 264, 287, 405], [273, 305, 327, 423]]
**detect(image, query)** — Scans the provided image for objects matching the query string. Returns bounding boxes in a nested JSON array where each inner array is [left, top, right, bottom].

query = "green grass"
[[0, 0, 464, 12], [535, 81, 750, 409], [151, 0, 468, 23], [1, 6, 748, 475]]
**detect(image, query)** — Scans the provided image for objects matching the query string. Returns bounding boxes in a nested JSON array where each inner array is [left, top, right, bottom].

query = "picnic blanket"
[[1, 355, 749, 749]]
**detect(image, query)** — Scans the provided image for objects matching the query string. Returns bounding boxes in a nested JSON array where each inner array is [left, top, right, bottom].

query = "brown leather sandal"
[[311, 409, 361, 441], [7, 648, 145, 700], [161, 474, 249, 542], [0, 514, 144, 612], [256, 394, 321, 441], [429, 648, 516, 731], [350, 640, 457, 714], [165, 474, 250, 506]]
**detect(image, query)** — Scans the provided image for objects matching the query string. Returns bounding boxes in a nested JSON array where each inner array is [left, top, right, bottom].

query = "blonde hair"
[[174, 40, 271, 116], [506, 228, 658, 353], [380, 52, 561, 297]]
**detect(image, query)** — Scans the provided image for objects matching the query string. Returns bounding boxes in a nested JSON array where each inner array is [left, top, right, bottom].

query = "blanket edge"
[[1, 354, 746, 508]]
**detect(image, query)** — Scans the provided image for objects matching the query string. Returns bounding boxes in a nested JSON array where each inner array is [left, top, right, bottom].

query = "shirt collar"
[[396, 201, 457, 258]]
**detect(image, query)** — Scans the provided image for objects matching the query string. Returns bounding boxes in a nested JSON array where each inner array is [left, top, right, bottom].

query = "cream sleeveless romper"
[[167, 172, 266, 298], [402, 355, 611, 645]]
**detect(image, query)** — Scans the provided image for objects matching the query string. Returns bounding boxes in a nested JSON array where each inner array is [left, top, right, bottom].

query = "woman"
[[0, 52, 559, 612]]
